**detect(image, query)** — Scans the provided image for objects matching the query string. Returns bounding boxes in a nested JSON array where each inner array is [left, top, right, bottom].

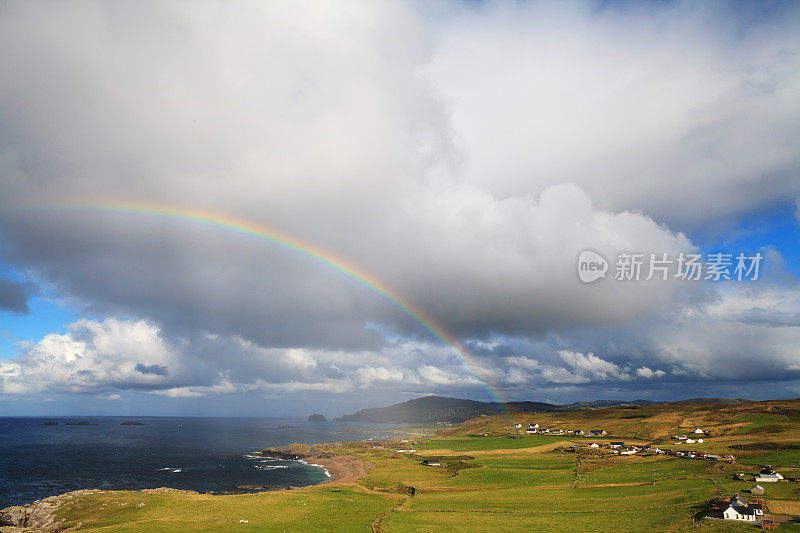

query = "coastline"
[[303, 454, 373, 485], [251, 445, 374, 487], [0, 445, 375, 530]]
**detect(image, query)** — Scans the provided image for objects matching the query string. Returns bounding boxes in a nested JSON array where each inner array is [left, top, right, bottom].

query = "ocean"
[[0, 416, 389, 507]]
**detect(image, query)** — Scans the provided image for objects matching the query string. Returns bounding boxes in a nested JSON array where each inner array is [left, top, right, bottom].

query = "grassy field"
[[28, 398, 800, 531]]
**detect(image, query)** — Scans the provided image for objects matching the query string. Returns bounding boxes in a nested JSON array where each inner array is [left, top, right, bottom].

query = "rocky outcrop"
[[307, 414, 327, 421], [138, 487, 197, 494], [0, 489, 100, 532], [254, 448, 304, 461]]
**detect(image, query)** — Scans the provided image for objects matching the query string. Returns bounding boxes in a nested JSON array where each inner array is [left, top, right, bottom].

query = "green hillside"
[[5, 399, 799, 532]]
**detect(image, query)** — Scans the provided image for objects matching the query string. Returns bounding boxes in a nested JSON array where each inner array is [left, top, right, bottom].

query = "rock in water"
[[307, 414, 327, 421]]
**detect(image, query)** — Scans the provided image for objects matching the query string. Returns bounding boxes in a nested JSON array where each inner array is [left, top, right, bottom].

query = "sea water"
[[0, 417, 386, 507]]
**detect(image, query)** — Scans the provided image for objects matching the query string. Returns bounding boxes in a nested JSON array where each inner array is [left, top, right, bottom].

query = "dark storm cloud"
[[134, 363, 168, 376], [0, 277, 32, 313]]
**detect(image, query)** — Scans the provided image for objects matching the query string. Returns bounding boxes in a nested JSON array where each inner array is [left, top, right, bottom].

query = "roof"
[[730, 495, 748, 506], [727, 504, 756, 516]]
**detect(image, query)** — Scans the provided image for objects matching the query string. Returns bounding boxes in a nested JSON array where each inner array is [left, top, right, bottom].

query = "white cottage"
[[722, 495, 762, 522]]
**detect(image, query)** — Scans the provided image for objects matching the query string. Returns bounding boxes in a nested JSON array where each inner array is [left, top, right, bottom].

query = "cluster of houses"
[[574, 441, 737, 463], [515, 423, 607, 437], [670, 428, 707, 444]]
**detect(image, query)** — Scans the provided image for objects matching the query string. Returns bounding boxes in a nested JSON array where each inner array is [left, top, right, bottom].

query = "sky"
[[0, 0, 798, 417]]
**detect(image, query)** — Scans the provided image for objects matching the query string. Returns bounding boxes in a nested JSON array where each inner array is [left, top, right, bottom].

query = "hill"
[[9, 397, 799, 532], [446, 397, 799, 440], [337, 395, 749, 424]]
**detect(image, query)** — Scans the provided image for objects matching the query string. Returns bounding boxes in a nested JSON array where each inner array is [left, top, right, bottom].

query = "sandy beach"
[[308, 455, 373, 485]]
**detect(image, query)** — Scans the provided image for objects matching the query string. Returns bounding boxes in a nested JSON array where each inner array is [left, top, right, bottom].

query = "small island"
[[307, 414, 327, 421], [41, 421, 59, 426], [121, 421, 145, 425]]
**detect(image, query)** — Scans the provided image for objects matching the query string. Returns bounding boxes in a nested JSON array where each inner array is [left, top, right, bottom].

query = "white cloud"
[[98, 393, 121, 400], [636, 367, 666, 379], [428, 1, 800, 228]]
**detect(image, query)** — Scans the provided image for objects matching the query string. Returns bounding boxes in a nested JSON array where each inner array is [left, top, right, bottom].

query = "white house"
[[756, 467, 784, 483], [755, 473, 784, 482], [697, 438, 704, 443], [685, 439, 696, 444], [588, 443, 599, 448], [722, 495, 762, 522], [694, 428, 704, 434], [512, 423, 523, 429]]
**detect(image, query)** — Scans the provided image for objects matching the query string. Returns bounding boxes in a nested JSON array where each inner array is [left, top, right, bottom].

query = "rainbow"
[[39, 200, 507, 408]]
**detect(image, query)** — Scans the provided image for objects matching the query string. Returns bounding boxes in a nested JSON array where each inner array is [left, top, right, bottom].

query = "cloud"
[[0, 2, 797, 406], [0, 277, 32, 313], [427, 1, 800, 229], [134, 363, 168, 376], [98, 393, 121, 400]]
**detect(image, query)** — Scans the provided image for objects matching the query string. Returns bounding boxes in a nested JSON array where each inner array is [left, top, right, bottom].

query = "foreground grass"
[[56, 485, 397, 532], [45, 399, 800, 532]]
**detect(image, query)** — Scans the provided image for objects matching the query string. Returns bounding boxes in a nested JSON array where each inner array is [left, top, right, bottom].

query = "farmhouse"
[[422, 459, 441, 466], [588, 443, 600, 448], [512, 423, 523, 429], [609, 442, 624, 448], [694, 428, 704, 434], [588, 430, 607, 436], [755, 472, 784, 482], [721, 494, 763, 522], [751, 485, 764, 495]]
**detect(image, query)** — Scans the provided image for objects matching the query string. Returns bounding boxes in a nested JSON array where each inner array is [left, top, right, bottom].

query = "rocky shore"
[[0, 489, 100, 532], [253, 445, 373, 485], [0, 488, 201, 532]]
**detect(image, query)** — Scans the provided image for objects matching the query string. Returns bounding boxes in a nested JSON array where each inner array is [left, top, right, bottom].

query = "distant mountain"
[[337, 395, 750, 424], [672, 397, 750, 405]]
